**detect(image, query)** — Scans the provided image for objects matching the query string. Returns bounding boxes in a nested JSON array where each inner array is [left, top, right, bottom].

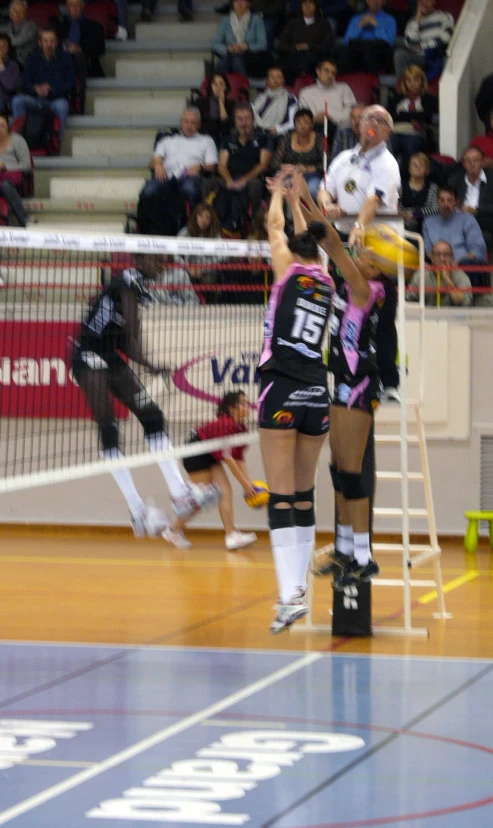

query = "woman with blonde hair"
[[179, 202, 221, 239], [389, 64, 438, 176]]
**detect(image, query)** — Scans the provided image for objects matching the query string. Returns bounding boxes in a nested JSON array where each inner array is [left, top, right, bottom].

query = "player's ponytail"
[[288, 221, 326, 261]]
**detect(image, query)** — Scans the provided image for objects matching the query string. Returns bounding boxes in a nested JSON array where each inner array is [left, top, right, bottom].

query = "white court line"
[[0, 651, 321, 825]]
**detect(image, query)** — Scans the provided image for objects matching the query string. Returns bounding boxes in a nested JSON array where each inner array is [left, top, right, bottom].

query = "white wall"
[[440, 0, 493, 158]]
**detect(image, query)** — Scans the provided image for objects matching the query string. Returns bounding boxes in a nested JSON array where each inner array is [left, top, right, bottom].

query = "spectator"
[[422, 185, 487, 289], [272, 107, 323, 199], [195, 74, 235, 146], [213, 0, 267, 77], [407, 241, 472, 306], [278, 0, 335, 85], [248, 204, 268, 239], [330, 101, 365, 160], [298, 57, 356, 151], [156, 256, 200, 305], [449, 146, 493, 251], [469, 108, 493, 167], [389, 64, 438, 177], [338, 0, 396, 75], [216, 102, 273, 233], [250, 0, 285, 51], [394, 0, 454, 82], [178, 202, 223, 303], [11, 27, 76, 141], [0, 114, 31, 227], [476, 74, 493, 130], [252, 66, 298, 137], [58, 0, 105, 115], [137, 108, 218, 236], [1, 0, 37, 68], [0, 34, 21, 113], [399, 151, 438, 234], [178, 202, 222, 238]]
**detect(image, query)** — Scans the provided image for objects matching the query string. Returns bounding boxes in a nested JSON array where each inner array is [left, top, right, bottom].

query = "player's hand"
[[324, 204, 343, 220], [243, 480, 258, 500], [349, 223, 365, 250]]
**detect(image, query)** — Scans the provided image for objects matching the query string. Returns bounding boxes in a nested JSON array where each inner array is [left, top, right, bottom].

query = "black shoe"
[[179, 11, 194, 21], [313, 549, 350, 577], [333, 557, 380, 590]]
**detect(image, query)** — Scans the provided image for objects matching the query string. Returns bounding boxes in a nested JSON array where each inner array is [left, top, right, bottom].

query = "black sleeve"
[[475, 74, 493, 125]]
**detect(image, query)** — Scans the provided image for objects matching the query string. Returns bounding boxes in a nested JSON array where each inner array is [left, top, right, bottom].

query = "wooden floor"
[[1, 526, 492, 658]]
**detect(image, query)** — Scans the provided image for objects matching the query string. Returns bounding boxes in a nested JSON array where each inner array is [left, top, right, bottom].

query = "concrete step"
[[102, 46, 209, 76], [71, 134, 154, 158], [28, 218, 126, 234], [46, 175, 146, 201], [134, 20, 216, 43], [24, 197, 138, 215], [34, 156, 149, 169], [115, 56, 206, 81], [66, 115, 179, 129], [92, 93, 186, 118]]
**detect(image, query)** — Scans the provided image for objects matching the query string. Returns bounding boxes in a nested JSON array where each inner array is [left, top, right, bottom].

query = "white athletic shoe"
[[381, 386, 401, 404], [144, 501, 169, 537], [270, 594, 308, 634], [162, 526, 192, 549], [171, 483, 221, 520], [225, 531, 257, 551], [130, 504, 147, 538], [115, 25, 128, 40]]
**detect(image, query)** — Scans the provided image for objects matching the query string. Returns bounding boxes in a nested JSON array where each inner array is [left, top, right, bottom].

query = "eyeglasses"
[[362, 114, 391, 128]]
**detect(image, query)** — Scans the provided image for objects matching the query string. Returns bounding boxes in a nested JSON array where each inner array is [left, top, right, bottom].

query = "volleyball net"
[[0, 230, 272, 494]]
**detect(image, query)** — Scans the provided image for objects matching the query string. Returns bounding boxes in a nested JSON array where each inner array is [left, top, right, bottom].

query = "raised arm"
[[266, 175, 293, 281]]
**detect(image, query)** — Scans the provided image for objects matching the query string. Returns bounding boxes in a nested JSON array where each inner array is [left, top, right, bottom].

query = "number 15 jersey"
[[259, 261, 334, 384]]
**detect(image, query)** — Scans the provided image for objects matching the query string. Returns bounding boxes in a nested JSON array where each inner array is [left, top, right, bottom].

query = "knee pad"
[[330, 465, 341, 492], [268, 492, 295, 531], [100, 420, 120, 453], [136, 400, 166, 437], [294, 487, 315, 526], [338, 470, 368, 500]]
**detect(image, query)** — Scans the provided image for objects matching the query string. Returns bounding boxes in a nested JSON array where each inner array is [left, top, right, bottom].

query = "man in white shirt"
[[137, 108, 218, 235], [299, 58, 356, 142]]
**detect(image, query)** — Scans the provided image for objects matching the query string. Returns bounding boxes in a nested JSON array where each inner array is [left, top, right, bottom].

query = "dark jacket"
[[388, 92, 438, 130], [22, 48, 77, 100], [475, 74, 493, 127], [278, 16, 335, 55], [0, 58, 21, 104], [58, 15, 106, 78], [196, 96, 235, 146], [449, 169, 493, 233]]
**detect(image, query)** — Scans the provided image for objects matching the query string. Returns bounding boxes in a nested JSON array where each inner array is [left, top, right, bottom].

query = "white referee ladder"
[[298, 230, 451, 637]]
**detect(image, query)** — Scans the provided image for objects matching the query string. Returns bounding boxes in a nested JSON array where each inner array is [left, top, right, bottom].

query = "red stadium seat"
[[84, 0, 118, 38], [439, 0, 464, 19], [27, 2, 61, 28], [286, 75, 314, 98], [11, 115, 61, 157], [337, 72, 380, 105]]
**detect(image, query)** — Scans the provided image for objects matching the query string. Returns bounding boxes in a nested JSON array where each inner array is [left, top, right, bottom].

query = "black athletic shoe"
[[313, 549, 350, 577], [333, 558, 380, 590]]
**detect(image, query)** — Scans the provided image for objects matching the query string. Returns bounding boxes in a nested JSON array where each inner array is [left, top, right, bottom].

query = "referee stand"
[[298, 227, 451, 638]]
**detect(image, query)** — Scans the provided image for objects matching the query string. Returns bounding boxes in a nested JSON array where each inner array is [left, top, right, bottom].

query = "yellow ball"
[[364, 223, 420, 277], [244, 480, 270, 509]]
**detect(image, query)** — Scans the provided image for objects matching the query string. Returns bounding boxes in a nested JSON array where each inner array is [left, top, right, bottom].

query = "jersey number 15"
[[291, 308, 324, 345]]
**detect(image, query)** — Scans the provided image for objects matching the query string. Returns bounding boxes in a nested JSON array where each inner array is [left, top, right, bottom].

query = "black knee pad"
[[100, 420, 120, 452], [268, 492, 295, 531], [136, 401, 166, 437], [294, 487, 315, 526], [338, 470, 367, 500], [330, 465, 341, 492]]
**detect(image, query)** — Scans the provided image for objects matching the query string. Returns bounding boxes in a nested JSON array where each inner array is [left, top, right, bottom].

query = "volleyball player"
[[258, 171, 334, 634], [295, 174, 386, 588], [72, 253, 220, 537], [163, 390, 259, 551]]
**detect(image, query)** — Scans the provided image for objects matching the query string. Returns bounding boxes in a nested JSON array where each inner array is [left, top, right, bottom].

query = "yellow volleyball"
[[364, 223, 420, 277], [244, 481, 270, 509]]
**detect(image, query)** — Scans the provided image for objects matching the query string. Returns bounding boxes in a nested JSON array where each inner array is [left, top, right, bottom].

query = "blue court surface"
[[0, 643, 492, 827]]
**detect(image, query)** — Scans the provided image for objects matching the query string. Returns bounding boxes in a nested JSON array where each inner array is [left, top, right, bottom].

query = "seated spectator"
[[250, 0, 285, 51], [320, 0, 353, 37], [195, 74, 235, 146], [272, 107, 323, 199], [137, 108, 218, 236], [0, 34, 21, 113], [252, 66, 298, 137], [248, 204, 268, 240], [422, 185, 487, 290], [399, 151, 438, 234], [330, 101, 364, 160], [178, 202, 222, 302], [389, 64, 438, 177], [394, 0, 454, 82], [178, 202, 222, 238], [298, 57, 356, 149], [11, 27, 76, 141], [278, 0, 335, 85], [476, 73, 493, 131], [213, 0, 267, 78], [215, 101, 273, 233], [449, 146, 493, 251], [407, 240, 472, 306], [1, 0, 37, 68], [156, 256, 200, 306], [58, 0, 105, 115], [0, 113, 31, 227], [469, 108, 493, 167], [338, 0, 396, 75]]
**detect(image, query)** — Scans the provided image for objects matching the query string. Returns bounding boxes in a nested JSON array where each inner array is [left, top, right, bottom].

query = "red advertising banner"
[[0, 321, 127, 419]]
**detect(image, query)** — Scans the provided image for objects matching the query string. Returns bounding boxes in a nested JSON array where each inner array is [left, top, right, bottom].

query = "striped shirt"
[[404, 10, 455, 53]]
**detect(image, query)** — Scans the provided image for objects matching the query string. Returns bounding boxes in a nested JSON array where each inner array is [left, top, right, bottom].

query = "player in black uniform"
[[259, 172, 334, 633], [72, 254, 219, 537]]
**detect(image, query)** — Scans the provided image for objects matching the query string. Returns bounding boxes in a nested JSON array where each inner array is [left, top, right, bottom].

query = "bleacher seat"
[[27, 2, 61, 28], [286, 75, 314, 98], [11, 116, 61, 157], [84, 0, 118, 39], [338, 73, 380, 106]]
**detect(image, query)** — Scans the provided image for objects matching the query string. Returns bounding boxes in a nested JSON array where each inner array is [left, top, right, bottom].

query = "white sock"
[[294, 524, 315, 592], [104, 449, 143, 515], [337, 523, 353, 556], [353, 532, 371, 565], [146, 432, 189, 499], [270, 526, 299, 604]]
